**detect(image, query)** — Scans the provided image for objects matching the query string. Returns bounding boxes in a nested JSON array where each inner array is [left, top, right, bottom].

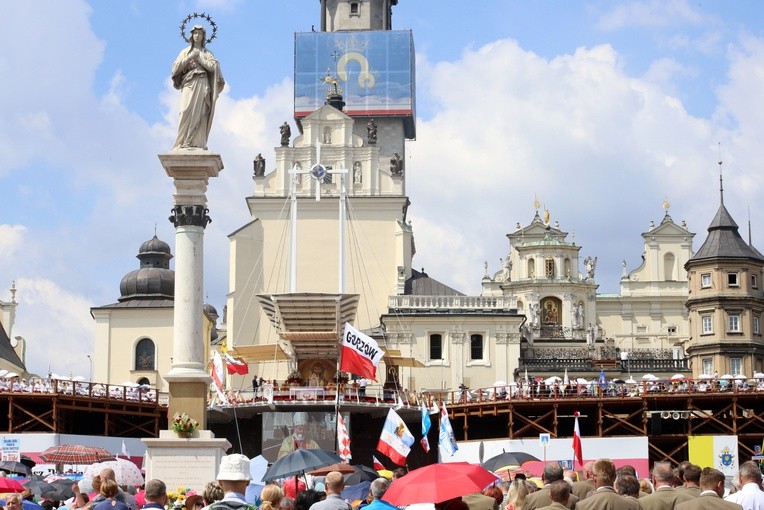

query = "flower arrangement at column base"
[[171, 412, 199, 438]]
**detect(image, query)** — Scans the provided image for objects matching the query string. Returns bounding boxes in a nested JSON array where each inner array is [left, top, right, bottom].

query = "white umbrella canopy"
[[575, 378, 589, 384], [83, 458, 144, 487], [4, 372, 19, 379], [754, 372, 764, 379], [697, 374, 714, 380], [492, 381, 508, 387], [720, 374, 734, 380], [642, 374, 659, 381], [625, 378, 638, 384], [545, 376, 562, 384], [0, 370, 7, 377], [733, 374, 747, 380], [670, 374, 685, 380], [72, 376, 87, 382]]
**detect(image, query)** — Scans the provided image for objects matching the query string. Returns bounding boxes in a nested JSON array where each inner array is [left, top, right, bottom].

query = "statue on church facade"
[[253, 153, 265, 177], [572, 302, 584, 329], [353, 161, 362, 184], [496, 257, 512, 282], [584, 256, 597, 279], [280, 121, 291, 147], [172, 21, 225, 150], [530, 303, 540, 327], [367, 119, 377, 145], [390, 153, 403, 176]]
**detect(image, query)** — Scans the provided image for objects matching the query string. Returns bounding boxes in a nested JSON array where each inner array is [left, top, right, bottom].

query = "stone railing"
[[389, 295, 517, 312]]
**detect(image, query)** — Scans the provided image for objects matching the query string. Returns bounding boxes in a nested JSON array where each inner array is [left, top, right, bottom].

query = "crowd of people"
[[0, 377, 157, 403], [4, 454, 762, 510], [490, 459, 764, 510]]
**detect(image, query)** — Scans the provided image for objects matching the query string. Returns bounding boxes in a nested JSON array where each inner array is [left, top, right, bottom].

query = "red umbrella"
[[0, 477, 26, 493], [39, 444, 116, 465], [382, 462, 499, 506]]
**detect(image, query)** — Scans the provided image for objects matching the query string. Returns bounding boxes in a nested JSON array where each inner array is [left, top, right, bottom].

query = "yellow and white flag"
[[688, 435, 738, 476]]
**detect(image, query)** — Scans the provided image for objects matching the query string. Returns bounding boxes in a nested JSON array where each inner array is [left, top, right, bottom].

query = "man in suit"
[[538, 481, 574, 510], [573, 462, 596, 500], [523, 464, 579, 510], [616, 475, 641, 501], [638, 464, 694, 510], [724, 461, 764, 510], [675, 465, 702, 499], [617, 466, 649, 499], [576, 458, 639, 510], [677, 468, 742, 510]]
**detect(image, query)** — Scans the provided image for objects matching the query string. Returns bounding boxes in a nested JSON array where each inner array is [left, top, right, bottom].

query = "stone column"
[[159, 151, 223, 429]]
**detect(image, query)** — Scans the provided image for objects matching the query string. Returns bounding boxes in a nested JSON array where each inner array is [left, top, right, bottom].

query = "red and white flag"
[[337, 414, 351, 463], [572, 410, 583, 468], [224, 353, 249, 375], [211, 351, 229, 404], [340, 323, 384, 381], [373, 455, 384, 470]]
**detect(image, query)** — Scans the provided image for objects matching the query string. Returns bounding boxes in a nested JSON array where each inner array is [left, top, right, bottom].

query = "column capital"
[[169, 205, 212, 228]]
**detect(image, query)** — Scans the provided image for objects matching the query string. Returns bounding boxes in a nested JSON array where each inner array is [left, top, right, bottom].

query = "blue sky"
[[3, 0, 764, 377]]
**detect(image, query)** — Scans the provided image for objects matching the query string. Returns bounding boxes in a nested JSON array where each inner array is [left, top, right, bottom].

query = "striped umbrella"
[[39, 444, 115, 465]]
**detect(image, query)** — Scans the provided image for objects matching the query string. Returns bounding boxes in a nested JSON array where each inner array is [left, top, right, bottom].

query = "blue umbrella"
[[341, 480, 371, 502]]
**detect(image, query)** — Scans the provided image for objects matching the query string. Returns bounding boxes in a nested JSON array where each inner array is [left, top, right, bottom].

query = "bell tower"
[[320, 0, 398, 32]]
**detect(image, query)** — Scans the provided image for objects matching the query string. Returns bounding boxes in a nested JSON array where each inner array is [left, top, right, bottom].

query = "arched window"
[[527, 258, 535, 278], [664, 253, 676, 281], [135, 338, 155, 371]]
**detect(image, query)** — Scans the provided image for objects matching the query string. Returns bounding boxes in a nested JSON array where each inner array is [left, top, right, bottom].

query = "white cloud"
[[0, 225, 26, 258], [11, 278, 94, 377], [597, 0, 708, 31]]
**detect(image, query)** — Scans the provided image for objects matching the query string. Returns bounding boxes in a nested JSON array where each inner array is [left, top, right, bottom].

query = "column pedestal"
[[142, 430, 231, 492]]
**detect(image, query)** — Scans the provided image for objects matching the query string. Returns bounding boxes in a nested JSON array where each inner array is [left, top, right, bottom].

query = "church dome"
[[139, 236, 172, 257], [203, 303, 219, 319], [118, 235, 175, 301]]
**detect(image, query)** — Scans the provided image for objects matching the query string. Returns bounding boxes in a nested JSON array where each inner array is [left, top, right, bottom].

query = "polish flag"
[[572, 410, 583, 468], [224, 353, 249, 375], [372, 456, 384, 470], [340, 323, 384, 381]]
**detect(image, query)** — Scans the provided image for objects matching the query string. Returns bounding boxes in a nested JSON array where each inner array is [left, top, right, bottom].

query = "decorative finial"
[[663, 199, 670, 212], [483, 260, 488, 277], [718, 142, 724, 205], [10, 281, 16, 303], [533, 196, 540, 211]]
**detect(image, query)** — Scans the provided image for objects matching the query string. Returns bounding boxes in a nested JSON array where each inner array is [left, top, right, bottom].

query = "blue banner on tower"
[[294, 31, 415, 119]]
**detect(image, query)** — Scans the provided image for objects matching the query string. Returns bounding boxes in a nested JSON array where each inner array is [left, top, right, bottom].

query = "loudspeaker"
[[651, 414, 662, 434], [681, 412, 690, 419], [661, 411, 671, 419], [672, 412, 681, 420]]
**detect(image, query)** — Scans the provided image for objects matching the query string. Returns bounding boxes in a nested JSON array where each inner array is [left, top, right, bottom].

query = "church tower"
[[684, 170, 764, 378], [227, 0, 415, 379]]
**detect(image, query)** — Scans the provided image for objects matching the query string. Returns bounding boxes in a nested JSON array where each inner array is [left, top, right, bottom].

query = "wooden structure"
[[440, 387, 764, 465], [0, 382, 166, 437]]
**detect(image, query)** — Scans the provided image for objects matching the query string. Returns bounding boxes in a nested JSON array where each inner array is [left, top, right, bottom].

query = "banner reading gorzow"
[[340, 323, 385, 381]]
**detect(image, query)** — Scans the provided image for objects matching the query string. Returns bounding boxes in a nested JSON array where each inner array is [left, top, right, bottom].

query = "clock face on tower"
[[310, 163, 327, 180]]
